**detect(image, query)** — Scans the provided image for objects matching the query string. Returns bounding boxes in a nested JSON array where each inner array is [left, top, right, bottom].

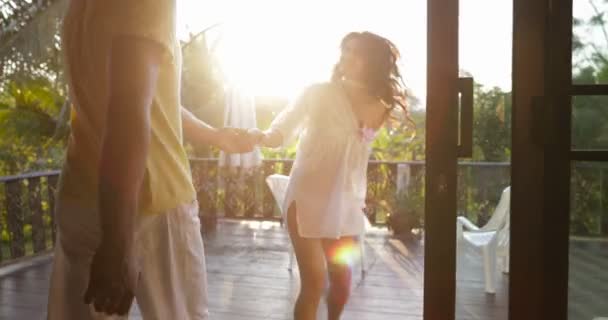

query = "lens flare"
[[330, 239, 359, 266]]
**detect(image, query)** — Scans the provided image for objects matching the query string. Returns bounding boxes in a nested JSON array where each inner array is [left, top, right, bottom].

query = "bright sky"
[[573, 0, 608, 72], [176, 0, 514, 105]]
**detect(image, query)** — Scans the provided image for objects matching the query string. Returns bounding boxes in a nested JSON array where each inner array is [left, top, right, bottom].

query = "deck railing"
[[0, 171, 60, 264], [0, 160, 523, 265]]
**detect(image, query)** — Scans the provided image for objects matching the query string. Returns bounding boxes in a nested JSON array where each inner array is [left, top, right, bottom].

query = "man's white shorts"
[[47, 200, 209, 319]]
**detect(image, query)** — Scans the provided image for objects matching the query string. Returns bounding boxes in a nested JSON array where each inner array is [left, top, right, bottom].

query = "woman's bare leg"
[[322, 237, 355, 320], [287, 203, 326, 320]]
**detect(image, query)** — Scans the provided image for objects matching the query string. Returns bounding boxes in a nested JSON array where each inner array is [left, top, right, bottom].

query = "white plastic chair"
[[457, 186, 510, 236], [265, 174, 367, 277], [457, 186, 510, 294]]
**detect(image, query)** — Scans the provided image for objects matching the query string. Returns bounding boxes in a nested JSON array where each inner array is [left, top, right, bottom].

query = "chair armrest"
[[457, 216, 480, 231]]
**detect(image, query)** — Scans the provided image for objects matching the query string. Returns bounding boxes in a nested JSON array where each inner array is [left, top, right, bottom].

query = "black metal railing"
[[188, 159, 513, 227], [0, 170, 60, 264], [0, 160, 539, 266]]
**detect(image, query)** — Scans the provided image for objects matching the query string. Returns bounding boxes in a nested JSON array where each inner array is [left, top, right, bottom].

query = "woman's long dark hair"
[[332, 31, 413, 128]]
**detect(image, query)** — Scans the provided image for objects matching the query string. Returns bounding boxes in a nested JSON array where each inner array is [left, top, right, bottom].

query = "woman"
[[253, 31, 411, 320]]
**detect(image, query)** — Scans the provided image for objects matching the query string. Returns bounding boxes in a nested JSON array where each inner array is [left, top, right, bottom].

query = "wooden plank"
[[457, 77, 474, 158], [27, 177, 45, 253], [570, 150, 608, 162], [571, 84, 608, 96], [543, 0, 573, 319], [0, 219, 515, 319], [511, 0, 549, 319], [425, 0, 459, 319]]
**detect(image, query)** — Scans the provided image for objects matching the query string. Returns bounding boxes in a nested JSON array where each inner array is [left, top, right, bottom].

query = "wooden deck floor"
[[1, 219, 510, 319]]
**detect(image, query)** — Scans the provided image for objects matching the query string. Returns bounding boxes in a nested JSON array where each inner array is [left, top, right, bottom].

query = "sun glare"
[[213, 18, 335, 99], [330, 240, 359, 266], [178, 0, 427, 100], [178, 0, 512, 102], [178, 0, 343, 99]]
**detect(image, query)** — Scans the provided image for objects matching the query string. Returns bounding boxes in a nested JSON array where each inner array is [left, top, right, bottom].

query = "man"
[[47, 1, 255, 318]]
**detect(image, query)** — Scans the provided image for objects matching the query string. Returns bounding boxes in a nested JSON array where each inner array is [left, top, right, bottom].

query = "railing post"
[[28, 177, 46, 253], [262, 160, 278, 220], [47, 174, 59, 245], [387, 162, 398, 226], [246, 169, 257, 219], [601, 167, 605, 234], [222, 167, 236, 219], [5, 180, 25, 259], [281, 160, 293, 175], [0, 184, 4, 263], [192, 159, 218, 231], [366, 162, 379, 225], [206, 159, 219, 228]]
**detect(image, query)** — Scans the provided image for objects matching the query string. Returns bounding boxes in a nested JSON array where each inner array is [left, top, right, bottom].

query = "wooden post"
[[425, 0, 459, 318]]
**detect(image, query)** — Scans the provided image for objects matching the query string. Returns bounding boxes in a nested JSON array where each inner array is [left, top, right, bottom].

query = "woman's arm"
[[247, 127, 283, 148], [252, 85, 318, 148]]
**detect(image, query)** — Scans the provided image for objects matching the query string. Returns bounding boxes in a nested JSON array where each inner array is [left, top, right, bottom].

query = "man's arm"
[[181, 107, 220, 146], [85, 35, 164, 315], [181, 107, 256, 153]]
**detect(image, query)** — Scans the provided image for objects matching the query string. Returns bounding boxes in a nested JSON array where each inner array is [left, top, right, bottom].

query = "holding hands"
[[213, 127, 269, 154], [246, 128, 267, 146]]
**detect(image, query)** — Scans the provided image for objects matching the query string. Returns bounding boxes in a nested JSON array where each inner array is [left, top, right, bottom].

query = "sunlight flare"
[[330, 239, 360, 266]]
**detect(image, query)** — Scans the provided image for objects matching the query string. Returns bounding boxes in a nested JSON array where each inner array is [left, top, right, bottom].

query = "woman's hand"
[[247, 128, 267, 146], [214, 127, 257, 153], [248, 128, 284, 148]]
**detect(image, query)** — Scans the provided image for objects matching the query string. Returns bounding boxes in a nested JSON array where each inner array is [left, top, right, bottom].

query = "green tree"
[[472, 85, 512, 162], [0, 77, 67, 175], [569, 0, 608, 236], [371, 109, 424, 161]]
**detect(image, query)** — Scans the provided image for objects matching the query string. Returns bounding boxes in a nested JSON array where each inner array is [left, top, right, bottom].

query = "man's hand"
[[214, 127, 258, 153], [247, 128, 266, 146], [84, 240, 138, 316], [247, 128, 283, 148]]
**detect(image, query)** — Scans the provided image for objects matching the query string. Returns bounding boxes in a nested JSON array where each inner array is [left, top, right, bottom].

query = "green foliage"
[[572, 96, 608, 150], [568, 0, 608, 236], [472, 86, 512, 162], [260, 143, 297, 159], [370, 110, 424, 161], [573, 0, 608, 81], [387, 169, 425, 237], [180, 30, 226, 158], [570, 164, 607, 236], [0, 76, 67, 175]]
